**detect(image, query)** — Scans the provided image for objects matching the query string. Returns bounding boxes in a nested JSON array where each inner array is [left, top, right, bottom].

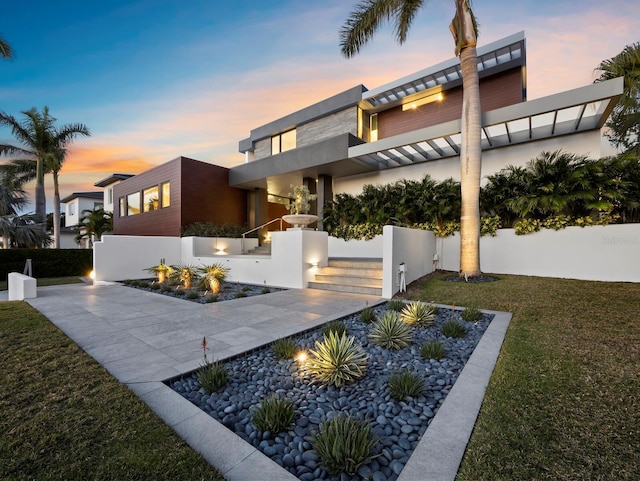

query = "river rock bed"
[[170, 303, 493, 480]]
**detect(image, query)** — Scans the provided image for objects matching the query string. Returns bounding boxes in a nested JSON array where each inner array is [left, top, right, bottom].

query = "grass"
[[398, 272, 640, 481], [0, 275, 84, 291], [0, 301, 225, 481]]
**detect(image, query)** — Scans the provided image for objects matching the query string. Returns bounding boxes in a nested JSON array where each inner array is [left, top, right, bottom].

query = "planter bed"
[[169, 303, 493, 481]]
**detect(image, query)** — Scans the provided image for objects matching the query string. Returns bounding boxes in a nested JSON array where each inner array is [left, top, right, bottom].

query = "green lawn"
[[0, 301, 225, 481], [398, 272, 640, 481]]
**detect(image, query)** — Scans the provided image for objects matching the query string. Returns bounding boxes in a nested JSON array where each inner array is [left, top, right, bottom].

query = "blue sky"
[[1, 0, 638, 212]]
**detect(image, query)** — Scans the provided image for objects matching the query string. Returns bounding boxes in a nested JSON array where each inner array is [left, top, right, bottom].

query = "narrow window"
[[357, 107, 363, 139], [69, 202, 76, 216], [161, 182, 170, 208], [370, 113, 378, 142], [127, 192, 140, 216], [143, 186, 159, 212], [107, 187, 113, 204], [119, 197, 126, 217], [271, 129, 296, 155]]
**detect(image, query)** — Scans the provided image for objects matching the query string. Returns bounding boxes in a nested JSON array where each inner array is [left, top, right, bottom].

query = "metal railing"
[[241, 218, 284, 254]]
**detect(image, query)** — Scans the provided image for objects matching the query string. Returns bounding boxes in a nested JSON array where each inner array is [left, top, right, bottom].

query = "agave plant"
[[252, 394, 295, 434], [198, 262, 230, 294], [368, 311, 413, 349], [400, 301, 438, 327], [169, 264, 199, 289], [389, 369, 424, 400], [306, 331, 368, 387], [144, 258, 173, 283]]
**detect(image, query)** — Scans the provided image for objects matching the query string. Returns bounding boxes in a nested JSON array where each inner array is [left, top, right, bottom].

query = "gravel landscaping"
[[169, 303, 494, 481], [121, 279, 285, 303]]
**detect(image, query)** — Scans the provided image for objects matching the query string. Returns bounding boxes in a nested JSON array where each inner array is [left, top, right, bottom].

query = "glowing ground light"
[[296, 351, 308, 363], [89, 270, 95, 280]]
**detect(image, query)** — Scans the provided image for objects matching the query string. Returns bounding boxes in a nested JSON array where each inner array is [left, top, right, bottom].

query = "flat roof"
[[94, 173, 135, 187], [60, 191, 103, 203]]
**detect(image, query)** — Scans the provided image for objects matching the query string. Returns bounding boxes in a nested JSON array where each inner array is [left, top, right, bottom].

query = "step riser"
[[314, 275, 382, 287], [329, 260, 382, 269], [308, 282, 381, 296], [320, 267, 383, 277]]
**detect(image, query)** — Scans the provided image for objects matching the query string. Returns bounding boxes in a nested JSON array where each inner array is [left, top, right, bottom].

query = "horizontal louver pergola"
[[349, 77, 623, 170]]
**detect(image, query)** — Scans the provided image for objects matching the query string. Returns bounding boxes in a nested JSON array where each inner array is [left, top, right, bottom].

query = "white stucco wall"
[[335, 131, 602, 194], [328, 235, 383, 258], [439, 223, 640, 282], [382, 226, 436, 298]]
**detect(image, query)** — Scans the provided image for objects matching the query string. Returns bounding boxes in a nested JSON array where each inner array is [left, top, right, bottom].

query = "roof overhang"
[[349, 77, 623, 170]]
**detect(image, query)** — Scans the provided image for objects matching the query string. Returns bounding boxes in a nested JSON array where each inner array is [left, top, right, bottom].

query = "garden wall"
[[439, 223, 640, 282]]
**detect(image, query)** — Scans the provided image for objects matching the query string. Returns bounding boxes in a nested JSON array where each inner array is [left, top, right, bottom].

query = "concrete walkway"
[[6, 283, 511, 481]]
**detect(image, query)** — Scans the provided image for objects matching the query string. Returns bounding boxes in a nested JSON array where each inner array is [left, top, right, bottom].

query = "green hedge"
[[0, 249, 93, 280]]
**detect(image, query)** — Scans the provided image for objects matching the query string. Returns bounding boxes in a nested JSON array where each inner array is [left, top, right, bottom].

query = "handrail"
[[241, 217, 284, 254]]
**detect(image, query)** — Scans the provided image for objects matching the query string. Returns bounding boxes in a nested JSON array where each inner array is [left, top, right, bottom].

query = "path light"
[[89, 270, 95, 280], [296, 350, 308, 363]]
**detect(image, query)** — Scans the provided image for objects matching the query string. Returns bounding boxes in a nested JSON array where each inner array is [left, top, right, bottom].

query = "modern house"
[[94, 173, 134, 214], [112, 156, 247, 236], [229, 31, 622, 230], [59, 191, 105, 248], [103, 32, 622, 241]]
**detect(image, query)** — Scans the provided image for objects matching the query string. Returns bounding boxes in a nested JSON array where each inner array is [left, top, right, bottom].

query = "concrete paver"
[[3, 283, 511, 481]]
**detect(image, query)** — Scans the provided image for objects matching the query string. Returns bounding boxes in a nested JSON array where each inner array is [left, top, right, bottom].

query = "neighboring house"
[[230, 32, 623, 230], [94, 173, 134, 214], [60, 191, 105, 248], [112, 156, 247, 236]]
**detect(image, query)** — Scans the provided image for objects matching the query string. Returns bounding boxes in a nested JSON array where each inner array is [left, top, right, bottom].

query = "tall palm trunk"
[[35, 158, 46, 225], [52, 170, 61, 248], [451, 0, 481, 277]]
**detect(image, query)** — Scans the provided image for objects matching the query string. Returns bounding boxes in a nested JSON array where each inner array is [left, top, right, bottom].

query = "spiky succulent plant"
[[400, 301, 438, 327], [306, 331, 368, 387], [368, 311, 413, 349]]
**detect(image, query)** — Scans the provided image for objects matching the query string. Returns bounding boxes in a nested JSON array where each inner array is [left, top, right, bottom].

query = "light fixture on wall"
[[402, 92, 444, 111]]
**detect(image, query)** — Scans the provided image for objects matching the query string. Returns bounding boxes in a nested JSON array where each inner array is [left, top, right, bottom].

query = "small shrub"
[[421, 340, 446, 360], [186, 291, 199, 300], [241, 285, 251, 292], [160, 284, 172, 293], [252, 395, 295, 434], [400, 301, 437, 327], [368, 311, 413, 349], [174, 288, 186, 297], [387, 299, 405, 312], [389, 369, 424, 400], [322, 320, 347, 337], [359, 306, 376, 324], [149, 282, 161, 290], [271, 338, 297, 360], [235, 291, 248, 298], [137, 280, 150, 288], [261, 287, 271, 294], [306, 332, 369, 387], [197, 361, 228, 392], [441, 320, 466, 338], [462, 307, 483, 322], [312, 415, 377, 475], [122, 279, 133, 285], [205, 294, 218, 303]]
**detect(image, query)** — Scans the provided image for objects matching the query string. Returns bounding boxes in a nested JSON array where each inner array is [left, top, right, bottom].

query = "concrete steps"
[[308, 258, 382, 296], [245, 244, 271, 255]]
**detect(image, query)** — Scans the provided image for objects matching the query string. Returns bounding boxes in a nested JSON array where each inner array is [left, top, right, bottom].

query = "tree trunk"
[[53, 170, 60, 249], [35, 157, 46, 246], [458, 44, 482, 277]]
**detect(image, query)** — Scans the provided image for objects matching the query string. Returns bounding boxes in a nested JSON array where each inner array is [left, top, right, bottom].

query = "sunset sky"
[[1, 0, 638, 212]]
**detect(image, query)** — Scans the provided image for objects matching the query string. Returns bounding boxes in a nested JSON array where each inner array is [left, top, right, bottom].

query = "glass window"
[[94, 202, 103, 210], [280, 129, 296, 152], [370, 113, 378, 142], [107, 187, 113, 204], [161, 182, 170, 208], [271, 129, 296, 155], [143, 186, 159, 212], [127, 192, 140, 216], [119, 197, 126, 217], [69, 202, 75, 216]]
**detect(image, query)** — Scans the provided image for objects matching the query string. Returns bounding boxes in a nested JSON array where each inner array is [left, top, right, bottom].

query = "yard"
[[0, 273, 638, 480]]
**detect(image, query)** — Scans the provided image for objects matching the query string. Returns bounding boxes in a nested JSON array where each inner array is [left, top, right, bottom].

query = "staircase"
[[308, 258, 383, 296], [245, 243, 272, 255]]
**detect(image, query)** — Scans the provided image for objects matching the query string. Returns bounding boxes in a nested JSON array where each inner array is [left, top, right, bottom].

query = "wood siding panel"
[[379, 68, 523, 139], [113, 157, 247, 237]]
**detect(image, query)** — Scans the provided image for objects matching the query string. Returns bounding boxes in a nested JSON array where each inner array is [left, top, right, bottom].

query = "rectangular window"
[[370, 113, 378, 142], [94, 202, 103, 211], [143, 186, 159, 212], [357, 107, 363, 139], [161, 182, 170, 208], [271, 129, 296, 155], [119, 197, 126, 217], [127, 192, 140, 216], [69, 202, 75, 216], [107, 187, 113, 204]]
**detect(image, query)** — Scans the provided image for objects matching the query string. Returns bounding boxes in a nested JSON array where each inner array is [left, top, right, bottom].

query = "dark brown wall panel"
[[378, 67, 523, 139], [181, 158, 247, 228]]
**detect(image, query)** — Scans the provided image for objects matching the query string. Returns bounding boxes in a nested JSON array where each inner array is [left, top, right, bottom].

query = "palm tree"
[[0, 107, 90, 244], [340, 0, 482, 277], [595, 42, 640, 153], [75, 208, 112, 247], [0, 34, 13, 60]]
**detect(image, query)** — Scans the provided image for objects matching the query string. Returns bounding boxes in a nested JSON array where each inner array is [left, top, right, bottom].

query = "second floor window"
[[271, 129, 296, 155]]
